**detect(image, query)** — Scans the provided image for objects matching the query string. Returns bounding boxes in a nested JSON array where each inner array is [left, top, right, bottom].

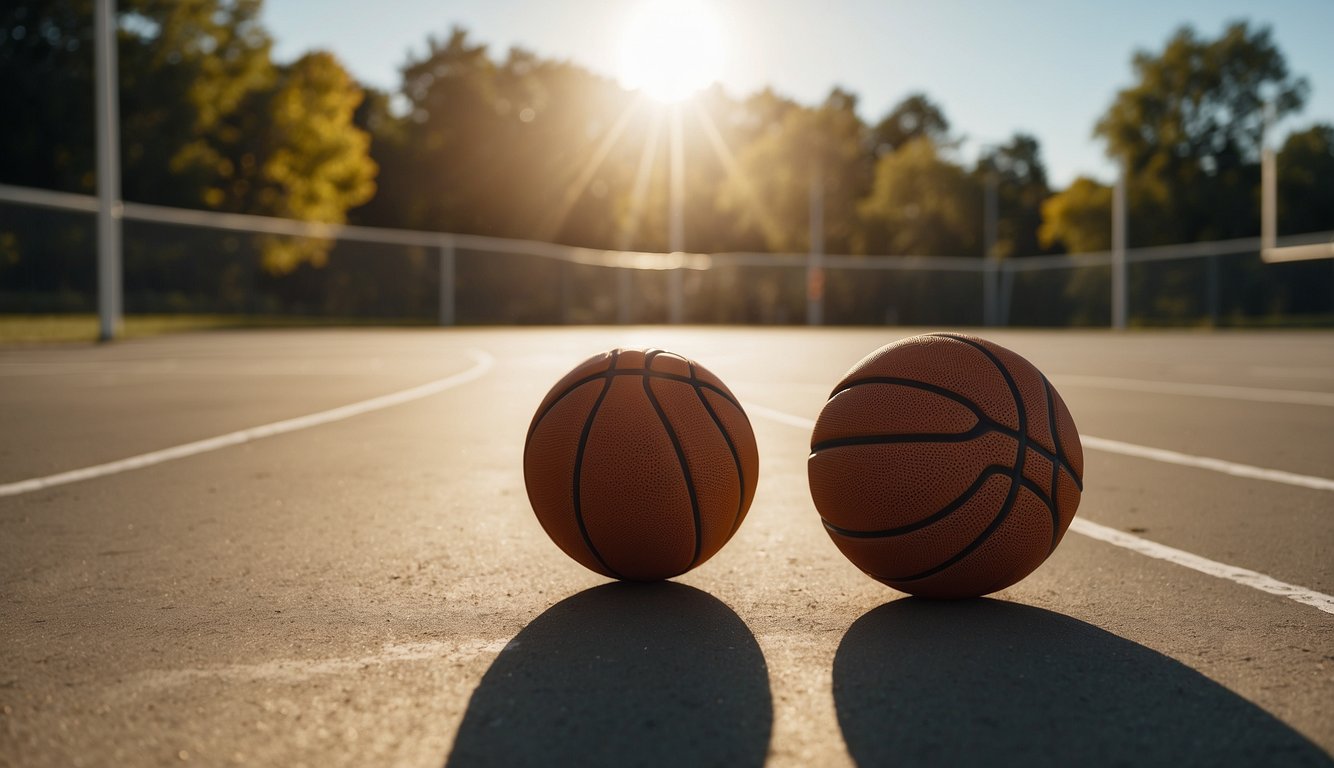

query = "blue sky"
[[263, 0, 1334, 188]]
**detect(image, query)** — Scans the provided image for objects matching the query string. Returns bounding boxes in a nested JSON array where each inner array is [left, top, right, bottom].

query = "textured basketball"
[[524, 348, 759, 581], [808, 333, 1084, 599]]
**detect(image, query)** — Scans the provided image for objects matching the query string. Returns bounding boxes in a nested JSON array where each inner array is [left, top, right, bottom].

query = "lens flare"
[[618, 0, 724, 102]]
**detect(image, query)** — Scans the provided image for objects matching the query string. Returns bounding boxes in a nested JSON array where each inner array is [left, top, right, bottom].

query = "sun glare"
[[618, 0, 724, 102]]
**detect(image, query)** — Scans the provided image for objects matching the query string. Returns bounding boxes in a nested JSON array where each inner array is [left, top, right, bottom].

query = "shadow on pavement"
[[834, 598, 1332, 768], [446, 581, 771, 768]]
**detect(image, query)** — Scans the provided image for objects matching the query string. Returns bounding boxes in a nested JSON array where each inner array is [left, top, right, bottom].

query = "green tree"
[[1038, 176, 1112, 254], [118, 0, 274, 207], [722, 87, 869, 253], [0, 0, 274, 200], [0, 0, 100, 192], [1277, 123, 1334, 235], [976, 133, 1051, 259], [1095, 22, 1308, 244], [870, 92, 951, 157], [1, 1, 377, 276], [213, 52, 378, 272], [858, 138, 979, 257]]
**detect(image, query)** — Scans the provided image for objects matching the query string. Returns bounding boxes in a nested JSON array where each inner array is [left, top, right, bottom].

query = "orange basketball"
[[524, 348, 759, 581], [808, 333, 1084, 599]]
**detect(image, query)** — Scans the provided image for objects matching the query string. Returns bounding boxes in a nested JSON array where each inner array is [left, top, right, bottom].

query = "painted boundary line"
[[1069, 519, 1334, 615], [0, 349, 495, 498], [1053, 374, 1334, 408], [1081, 436, 1334, 492], [744, 401, 1334, 616]]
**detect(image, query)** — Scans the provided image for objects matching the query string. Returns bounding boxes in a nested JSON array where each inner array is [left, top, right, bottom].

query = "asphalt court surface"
[[1, 327, 1331, 766]]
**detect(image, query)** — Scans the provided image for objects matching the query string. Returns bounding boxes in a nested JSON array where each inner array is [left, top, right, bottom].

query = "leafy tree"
[[1039, 176, 1112, 254], [0, 0, 274, 200], [870, 93, 951, 156], [722, 87, 869, 253], [1, 1, 376, 275], [976, 133, 1051, 259], [212, 52, 378, 272], [118, 0, 274, 207], [1095, 22, 1308, 244], [858, 138, 979, 257], [1277, 123, 1334, 235]]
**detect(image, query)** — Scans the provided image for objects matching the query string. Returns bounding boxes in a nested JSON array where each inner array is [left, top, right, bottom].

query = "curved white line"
[[744, 401, 1334, 615], [0, 349, 495, 498]]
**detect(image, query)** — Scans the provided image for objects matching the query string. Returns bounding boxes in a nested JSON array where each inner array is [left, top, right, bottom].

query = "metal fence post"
[[438, 235, 455, 326], [95, 0, 122, 341], [617, 269, 632, 324], [983, 172, 999, 326], [1112, 158, 1128, 329], [1206, 254, 1220, 326], [807, 160, 824, 326]]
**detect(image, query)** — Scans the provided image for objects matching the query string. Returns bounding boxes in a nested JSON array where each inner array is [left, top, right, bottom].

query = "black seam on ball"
[[643, 350, 703, 569], [821, 465, 1012, 539], [1041, 372, 1083, 491], [825, 376, 1069, 469], [571, 350, 623, 579], [889, 334, 1027, 583], [528, 366, 742, 443], [1040, 375, 1064, 553], [810, 421, 994, 455], [691, 362, 748, 539]]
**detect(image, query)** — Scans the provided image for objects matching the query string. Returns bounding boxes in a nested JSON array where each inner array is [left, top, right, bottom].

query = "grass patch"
[[0, 314, 433, 344]]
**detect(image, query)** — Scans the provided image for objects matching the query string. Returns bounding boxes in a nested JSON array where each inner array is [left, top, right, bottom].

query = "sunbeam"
[[617, 108, 663, 251], [690, 101, 784, 247], [535, 95, 645, 243]]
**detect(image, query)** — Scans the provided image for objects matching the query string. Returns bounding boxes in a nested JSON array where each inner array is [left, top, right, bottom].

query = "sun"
[[618, 0, 724, 102]]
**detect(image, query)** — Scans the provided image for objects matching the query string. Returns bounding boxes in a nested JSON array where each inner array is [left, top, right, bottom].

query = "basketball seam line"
[[527, 363, 743, 444], [690, 362, 749, 540], [1041, 374, 1064, 554], [821, 465, 1010, 538], [824, 471, 1060, 542], [888, 333, 1027, 583], [644, 350, 704, 569], [809, 422, 993, 454], [826, 375, 1074, 475], [1040, 371, 1080, 495], [571, 350, 624, 580]]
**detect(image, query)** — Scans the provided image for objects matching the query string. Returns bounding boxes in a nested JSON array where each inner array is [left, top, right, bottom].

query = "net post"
[[1207, 254, 1221, 326], [617, 268, 631, 324], [95, 0, 122, 341], [437, 235, 455, 326], [559, 262, 571, 324], [983, 171, 999, 326], [1112, 157, 1128, 330], [1261, 100, 1277, 256], [807, 160, 824, 326], [668, 104, 685, 324]]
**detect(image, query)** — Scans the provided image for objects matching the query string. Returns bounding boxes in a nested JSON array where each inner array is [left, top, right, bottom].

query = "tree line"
[[2, 1, 1332, 323]]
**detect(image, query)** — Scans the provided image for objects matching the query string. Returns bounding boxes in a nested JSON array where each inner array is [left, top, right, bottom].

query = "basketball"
[[808, 332, 1084, 599], [524, 348, 759, 581]]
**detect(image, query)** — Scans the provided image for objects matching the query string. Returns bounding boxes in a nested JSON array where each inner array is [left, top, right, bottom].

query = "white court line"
[[121, 638, 511, 692], [1070, 519, 1334, 615], [1054, 374, 1334, 408], [1082, 436, 1334, 492], [749, 402, 1334, 493], [744, 401, 1334, 615], [0, 349, 495, 498]]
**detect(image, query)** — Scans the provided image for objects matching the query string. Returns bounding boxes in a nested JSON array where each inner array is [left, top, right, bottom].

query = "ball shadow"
[[446, 582, 772, 768], [834, 598, 1331, 767]]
